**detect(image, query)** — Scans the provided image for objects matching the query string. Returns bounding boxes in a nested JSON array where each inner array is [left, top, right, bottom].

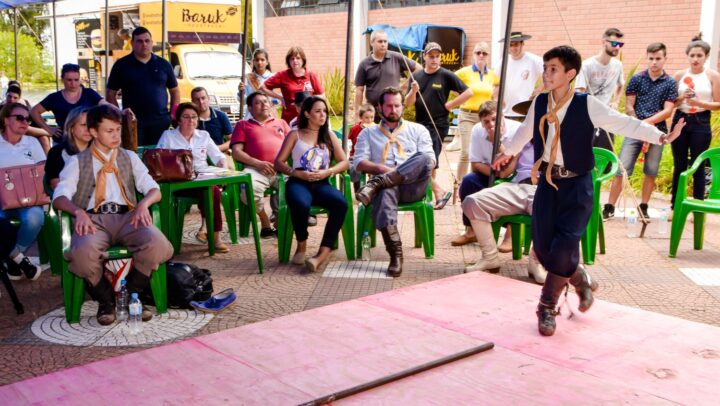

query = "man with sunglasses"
[[497, 32, 543, 121], [576, 28, 626, 151]]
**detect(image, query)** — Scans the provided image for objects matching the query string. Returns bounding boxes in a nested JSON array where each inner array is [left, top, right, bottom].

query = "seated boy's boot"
[[465, 220, 502, 273], [86, 278, 116, 326], [356, 171, 403, 206], [380, 224, 403, 277], [536, 273, 570, 337], [568, 265, 599, 313], [125, 270, 154, 322]]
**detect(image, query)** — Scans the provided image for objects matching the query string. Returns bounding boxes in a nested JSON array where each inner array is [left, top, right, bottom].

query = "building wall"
[[263, 0, 702, 81]]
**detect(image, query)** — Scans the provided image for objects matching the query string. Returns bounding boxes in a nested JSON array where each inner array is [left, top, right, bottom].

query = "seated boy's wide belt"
[[88, 203, 129, 214], [538, 162, 580, 179]]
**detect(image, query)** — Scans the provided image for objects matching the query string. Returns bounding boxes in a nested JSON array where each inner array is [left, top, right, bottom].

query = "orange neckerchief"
[[531, 90, 574, 190], [90, 146, 135, 212], [378, 121, 407, 163]]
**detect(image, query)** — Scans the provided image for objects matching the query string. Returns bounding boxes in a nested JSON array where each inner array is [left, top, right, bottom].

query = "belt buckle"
[[558, 167, 569, 178], [100, 203, 119, 214]]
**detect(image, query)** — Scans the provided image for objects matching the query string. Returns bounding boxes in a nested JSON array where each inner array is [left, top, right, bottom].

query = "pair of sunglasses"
[[606, 39, 625, 48], [475, 51, 489, 56], [10, 115, 30, 122]]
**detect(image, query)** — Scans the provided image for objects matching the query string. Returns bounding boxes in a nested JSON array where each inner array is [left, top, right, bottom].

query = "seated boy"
[[492, 46, 685, 337], [53, 105, 173, 325]]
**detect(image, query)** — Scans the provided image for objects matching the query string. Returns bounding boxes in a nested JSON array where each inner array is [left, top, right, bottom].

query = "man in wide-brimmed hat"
[[497, 31, 544, 120]]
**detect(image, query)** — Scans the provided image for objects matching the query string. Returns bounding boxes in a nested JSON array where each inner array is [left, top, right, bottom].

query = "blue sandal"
[[434, 191, 452, 210]]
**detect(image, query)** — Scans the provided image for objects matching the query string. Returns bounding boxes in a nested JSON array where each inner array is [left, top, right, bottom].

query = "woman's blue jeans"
[[285, 177, 348, 249], [0, 206, 45, 256]]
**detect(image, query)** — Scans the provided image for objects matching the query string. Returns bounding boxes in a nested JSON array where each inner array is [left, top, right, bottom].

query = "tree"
[[0, 31, 56, 83], [0, 5, 50, 47]]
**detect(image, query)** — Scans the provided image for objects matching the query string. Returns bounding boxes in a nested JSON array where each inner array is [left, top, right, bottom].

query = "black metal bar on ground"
[[297, 342, 495, 406], [340, 0, 354, 151], [52, 0, 59, 91], [239, 0, 250, 118], [13, 8, 18, 79], [489, 0, 515, 185]]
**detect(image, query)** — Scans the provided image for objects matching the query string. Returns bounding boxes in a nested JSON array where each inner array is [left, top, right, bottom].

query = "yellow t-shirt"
[[455, 65, 499, 111]]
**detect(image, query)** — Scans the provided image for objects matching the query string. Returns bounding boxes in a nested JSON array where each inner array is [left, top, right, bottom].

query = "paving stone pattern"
[[1, 149, 719, 386]]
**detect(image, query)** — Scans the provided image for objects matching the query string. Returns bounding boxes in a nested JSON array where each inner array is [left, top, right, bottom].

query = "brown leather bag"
[[122, 114, 138, 152], [142, 148, 195, 182], [0, 162, 52, 210]]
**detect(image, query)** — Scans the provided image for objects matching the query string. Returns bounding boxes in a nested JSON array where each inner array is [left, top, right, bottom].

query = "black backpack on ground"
[[141, 262, 213, 309]]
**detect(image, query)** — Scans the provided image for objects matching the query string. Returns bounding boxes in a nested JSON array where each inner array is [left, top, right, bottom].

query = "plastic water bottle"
[[115, 280, 128, 322], [361, 232, 372, 261], [657, 208, 669, 234], [128, 293, 143, 334], [626, 208, 640, 238]]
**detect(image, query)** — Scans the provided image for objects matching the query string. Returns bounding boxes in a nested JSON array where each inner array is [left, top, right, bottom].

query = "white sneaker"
[[528, 250, 547, 285]]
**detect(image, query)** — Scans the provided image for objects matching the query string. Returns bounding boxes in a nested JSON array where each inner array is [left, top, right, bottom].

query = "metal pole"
[[104, 0, 109, 93], [297, 342, 494, 406], [13, 8, 18, 79], [52, 1, 59, 91], [340, 0, 354, 152], [239, 0, 250, 118], [161, 0, 167, 60], [489, 0, 515, 185]]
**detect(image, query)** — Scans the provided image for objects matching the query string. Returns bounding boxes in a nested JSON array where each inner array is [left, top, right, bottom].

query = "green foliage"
[[0, 5, 49, 47], [321, 68, 348, 117], [0, 31, 56, 84]]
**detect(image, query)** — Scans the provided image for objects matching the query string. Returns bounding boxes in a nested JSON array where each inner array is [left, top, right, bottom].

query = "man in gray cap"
[[406, 42, 473, 209], [497, 32, 544, 120]]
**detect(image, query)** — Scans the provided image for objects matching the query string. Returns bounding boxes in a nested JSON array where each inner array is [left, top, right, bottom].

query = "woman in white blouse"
[[157, 102, 232, 253]]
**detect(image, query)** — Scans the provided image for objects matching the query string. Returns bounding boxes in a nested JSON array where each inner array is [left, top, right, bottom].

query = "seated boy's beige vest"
[[71, 148, 138, 210]]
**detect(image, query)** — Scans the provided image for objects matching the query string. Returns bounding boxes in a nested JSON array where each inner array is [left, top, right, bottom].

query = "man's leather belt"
[[538, 162, 580, 179], [88, 203, 129, 214]]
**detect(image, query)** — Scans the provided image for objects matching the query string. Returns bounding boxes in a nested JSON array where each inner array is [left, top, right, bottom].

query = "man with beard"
[[353, 87, 435, 278], [497, 32, 544, 121], [575, 28, 626, 150]]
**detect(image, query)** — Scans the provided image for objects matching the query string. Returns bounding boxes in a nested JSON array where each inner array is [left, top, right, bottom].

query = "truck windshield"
[[184, 52, 244, 79]]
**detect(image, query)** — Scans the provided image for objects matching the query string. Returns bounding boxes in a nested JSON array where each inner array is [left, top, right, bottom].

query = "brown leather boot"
[[86, 278, 116, 326], [356, 171, 403, 206], [125, 270, 154, 322], [569, 265, 599, 312], [380, 225, 403, 277], [536, 273, 570, 337]]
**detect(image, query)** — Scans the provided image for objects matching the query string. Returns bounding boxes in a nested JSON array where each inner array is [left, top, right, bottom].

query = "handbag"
[[142, 148, 194, 182], [0, 162, 51, 210]]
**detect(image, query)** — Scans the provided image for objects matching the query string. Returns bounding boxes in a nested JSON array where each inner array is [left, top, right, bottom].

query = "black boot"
[[125, 270, 154, 322], [86, 277, 116, 326], [536, 273, 570, 337], [569, 265, 598, 312], [356, 171, 403, 206], [380, 225, 403, 277]]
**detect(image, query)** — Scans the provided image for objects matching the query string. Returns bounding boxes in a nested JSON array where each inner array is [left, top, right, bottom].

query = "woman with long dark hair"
[[670, 34, 720, 215], [238, 48, 276, 119], [45, 106, 92, 190], [274, 96, 348, 272]]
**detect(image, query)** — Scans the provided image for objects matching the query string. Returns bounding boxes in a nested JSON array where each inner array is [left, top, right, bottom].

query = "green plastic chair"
[[355, 174, 434, 259], [581, 147, 620, 264], [669, 147, 720, 258], [58, 205, 167, 324], [491, 214, 532, 260], [276, 169, 356, 263]]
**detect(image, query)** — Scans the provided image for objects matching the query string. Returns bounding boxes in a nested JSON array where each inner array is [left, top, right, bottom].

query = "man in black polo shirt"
[[354, 29, 419, 123], [106, 26, 180, 146], [192, 86, 233, 153], [406, 42, 473, 209]]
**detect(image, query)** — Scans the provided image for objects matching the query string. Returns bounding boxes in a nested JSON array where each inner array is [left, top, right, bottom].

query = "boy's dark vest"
[[72, 148, 138, 210], [532, 92, 595, 175]]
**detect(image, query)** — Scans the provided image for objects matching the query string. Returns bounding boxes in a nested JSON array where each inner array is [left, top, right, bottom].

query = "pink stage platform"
[[2, 272, 720, 405]]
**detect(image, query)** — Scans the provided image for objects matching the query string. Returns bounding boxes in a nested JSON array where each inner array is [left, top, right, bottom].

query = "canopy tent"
[[0, 0, 53, 9]]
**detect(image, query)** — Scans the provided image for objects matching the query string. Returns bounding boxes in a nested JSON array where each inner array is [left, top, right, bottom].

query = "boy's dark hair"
[[86, 104, 122, 130], [603, 28, 624, 38], [358, 103, 375, 117], [246, 91, 267, 108], [131, 26, 151, 40], [543, 46, 582, 79], [646, 42, 667, 56], [378, 86, 405, 106], [686, 33, 711, 55], [6, 84, 21, 96], [478, 100, 499, 119]]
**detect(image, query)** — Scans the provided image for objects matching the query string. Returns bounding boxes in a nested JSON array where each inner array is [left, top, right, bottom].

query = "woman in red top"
[[260, 46, 324, 124]]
